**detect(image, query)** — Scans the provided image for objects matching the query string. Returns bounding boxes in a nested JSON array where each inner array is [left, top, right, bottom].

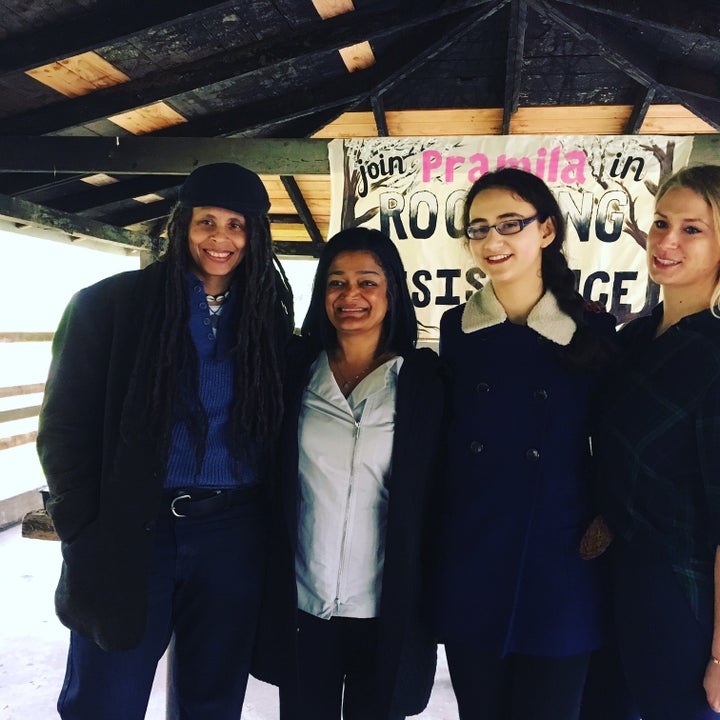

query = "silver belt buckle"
[[170, 493, 192, 518]]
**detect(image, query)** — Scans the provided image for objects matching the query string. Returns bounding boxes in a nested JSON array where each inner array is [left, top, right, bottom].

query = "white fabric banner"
[[328, 135, 695, 336]]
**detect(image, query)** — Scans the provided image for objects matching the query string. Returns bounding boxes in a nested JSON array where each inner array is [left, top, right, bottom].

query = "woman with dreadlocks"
[[36, 162, 294, 720]]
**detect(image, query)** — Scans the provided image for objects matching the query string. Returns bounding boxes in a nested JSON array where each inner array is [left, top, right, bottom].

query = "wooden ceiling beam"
[[155, 13, 488, 140], [657, 63, 720, 104], [273, 241, 319, 256], [0, 1, 501, 136], [148, 4, 506, 146], [346, 2, 508, 108], [0, 172, 81, 196], [0, 136, 330, 175], [528, 0, 720, 131], [88, 199, 175, 228], [0, 0, 239, 74], [529, 0, 656, 87], [94, 197, 306, 230], [43, 175, 181, 212], [502, 0, 527, 135], [0, 191, 150, 250], [0, 108, 343, 201], [280, 175, 324, 250], [552, 2, 720, 102], [371, 95, 389, 137], [668, 91, 720, 134], [625, 86, 656, 134], [550, 0, 720, 40]]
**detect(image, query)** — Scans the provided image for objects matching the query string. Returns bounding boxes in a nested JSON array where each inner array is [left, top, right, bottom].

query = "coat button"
[[203, 317, 211, 326], [525, 448, 540, 461], [476, 382, 490, 394], [199, 302, 208, 310], [470, 440, 484, 454], [533, 389, 548, 401]]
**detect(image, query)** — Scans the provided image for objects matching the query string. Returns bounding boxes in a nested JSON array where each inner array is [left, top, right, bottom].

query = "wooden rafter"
[[88, 200, 175, 228], [370, 95, 389, 136], [0, 191, 151, 250], [668, 92, 720, 135], [551, 0, 720, 40], [280, 175, 325, 252], [528, 0, 720, 131], [625, 85, 656, 134], [0, 1, 501, 136], [0, 0, 239, 74], [502, 0, 527, 135], [346, 1, 509, 112], [154, 10, 492, 141], [0, 137, 330, 176], [44, 176, 181, 213], [553, 1, 720, 102]]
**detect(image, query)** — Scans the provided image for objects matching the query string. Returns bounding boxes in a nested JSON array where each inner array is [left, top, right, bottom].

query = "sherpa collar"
[[461, 282, 577, 346]]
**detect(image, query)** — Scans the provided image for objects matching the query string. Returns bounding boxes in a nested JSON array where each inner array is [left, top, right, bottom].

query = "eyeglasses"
[[465, 215, 539, 241]]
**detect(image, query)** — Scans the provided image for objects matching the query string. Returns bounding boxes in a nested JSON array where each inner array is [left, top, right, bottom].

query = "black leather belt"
[[166, 486, 263, 518]]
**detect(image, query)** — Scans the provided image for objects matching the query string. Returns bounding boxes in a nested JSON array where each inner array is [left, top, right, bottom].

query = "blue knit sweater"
[[164, 274, 257, 489]]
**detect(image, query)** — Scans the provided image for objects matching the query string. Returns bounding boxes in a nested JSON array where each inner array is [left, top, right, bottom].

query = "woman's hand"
[[579, 514, 614, 560], [703, 659, 720, 713]]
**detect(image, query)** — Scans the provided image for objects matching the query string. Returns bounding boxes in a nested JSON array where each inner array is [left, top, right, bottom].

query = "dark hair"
[[301, 227, 417, 356], [147, 204, 294, 472], [464, 167, 612, 370]]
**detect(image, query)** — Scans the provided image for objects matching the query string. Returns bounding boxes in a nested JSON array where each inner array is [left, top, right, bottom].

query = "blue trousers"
[[57, 498, 268, 720], [612, 538, 720, 720], [444, 644, 590, 720]]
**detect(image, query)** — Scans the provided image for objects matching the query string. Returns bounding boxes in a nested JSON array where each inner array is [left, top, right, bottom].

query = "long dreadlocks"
[[147, 204, 294, 474]]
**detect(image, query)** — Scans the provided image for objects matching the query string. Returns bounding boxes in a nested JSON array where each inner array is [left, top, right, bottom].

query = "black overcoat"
[[38, 263, 176, 652], [254, 339, 447, 718]]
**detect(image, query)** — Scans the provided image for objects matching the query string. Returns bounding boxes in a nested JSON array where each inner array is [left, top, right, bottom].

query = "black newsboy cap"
[[178, 162, 271, 215]]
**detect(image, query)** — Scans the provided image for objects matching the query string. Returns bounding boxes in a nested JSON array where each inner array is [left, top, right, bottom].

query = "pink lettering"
[[468, 153, 489, 182], [422, 150, 443, 182], [560, 150, 587, 185], [445, 156, 466, 182]]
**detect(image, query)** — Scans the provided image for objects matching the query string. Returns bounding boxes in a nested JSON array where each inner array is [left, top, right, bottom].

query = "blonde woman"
[[594, 165, 720, 719]]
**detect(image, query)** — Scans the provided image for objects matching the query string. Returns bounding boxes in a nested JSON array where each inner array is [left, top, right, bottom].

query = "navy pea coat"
[[433, 287, 612, 657]]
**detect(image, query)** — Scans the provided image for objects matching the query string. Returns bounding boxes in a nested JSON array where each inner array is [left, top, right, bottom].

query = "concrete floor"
[[0, 523, 458, 719]]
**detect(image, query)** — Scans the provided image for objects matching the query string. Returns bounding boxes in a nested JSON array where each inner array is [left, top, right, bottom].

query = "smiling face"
[[187, 206, 248, 293], [325, 251, 389, 345], [467, 187, 555, 289], [647, 186, 720, 298]]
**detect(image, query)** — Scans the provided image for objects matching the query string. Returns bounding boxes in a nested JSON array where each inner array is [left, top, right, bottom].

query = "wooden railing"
[[0, 382, 44, 450], [1, 332, 53, 532]]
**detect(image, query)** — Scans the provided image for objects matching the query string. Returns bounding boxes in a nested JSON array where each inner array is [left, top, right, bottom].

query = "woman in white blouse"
[[260, 227, 446, 720]]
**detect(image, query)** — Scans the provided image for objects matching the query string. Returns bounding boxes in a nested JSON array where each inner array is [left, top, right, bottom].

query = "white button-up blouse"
[[295, 350, 403, 619]]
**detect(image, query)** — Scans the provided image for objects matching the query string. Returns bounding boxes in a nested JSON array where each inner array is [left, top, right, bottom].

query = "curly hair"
[[148, 204, 294, 473], [464, 167, 613, 370], [301, 227, 417, 357]]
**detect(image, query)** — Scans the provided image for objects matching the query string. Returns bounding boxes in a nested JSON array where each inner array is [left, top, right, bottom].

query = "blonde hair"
[[654, 165, 720, 317]]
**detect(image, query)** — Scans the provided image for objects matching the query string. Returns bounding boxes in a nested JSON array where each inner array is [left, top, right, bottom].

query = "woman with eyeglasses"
[[432, 168, 618, 720]]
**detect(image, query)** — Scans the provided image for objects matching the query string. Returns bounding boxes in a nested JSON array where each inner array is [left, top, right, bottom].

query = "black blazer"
[[254, 339, 447, 718]]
